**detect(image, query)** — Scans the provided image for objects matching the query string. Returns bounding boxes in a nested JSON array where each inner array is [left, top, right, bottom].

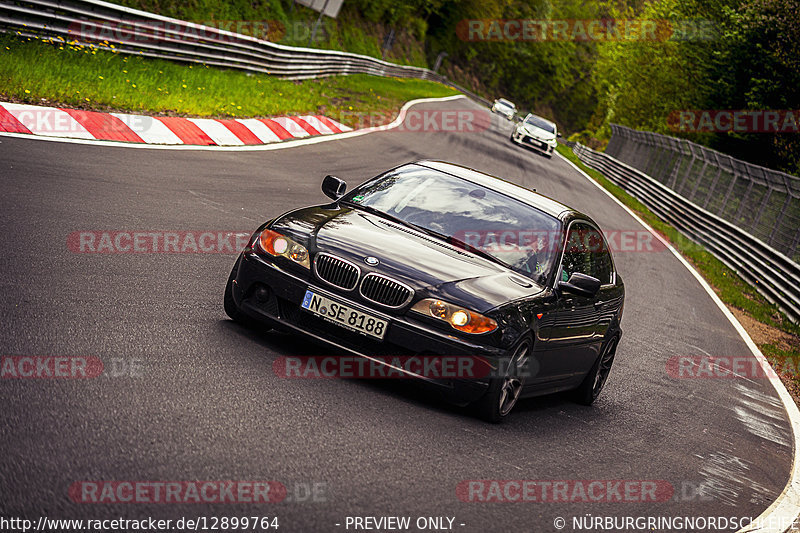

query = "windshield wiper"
[[342, 200, 513, 270], [422, 227, 514, 269], [341, 200, 423, 233]]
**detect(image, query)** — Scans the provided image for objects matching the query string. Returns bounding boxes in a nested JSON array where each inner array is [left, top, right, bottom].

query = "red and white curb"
[[0, 101, 351, 146]]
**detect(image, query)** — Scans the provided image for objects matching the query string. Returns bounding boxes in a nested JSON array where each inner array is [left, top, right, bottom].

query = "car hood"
[[272, 206, 543, 312], [521, 123, 556, 141]]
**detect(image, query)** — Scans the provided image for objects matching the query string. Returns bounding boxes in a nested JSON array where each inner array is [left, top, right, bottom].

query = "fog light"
[[255, 285, 271, 303]]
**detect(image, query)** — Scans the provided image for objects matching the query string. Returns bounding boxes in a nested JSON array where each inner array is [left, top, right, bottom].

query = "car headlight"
[[410, 298, 498, 334], [253, 229, 310, 269]]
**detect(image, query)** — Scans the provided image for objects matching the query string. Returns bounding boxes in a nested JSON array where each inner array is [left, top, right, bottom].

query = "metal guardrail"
[[0, 0, 491, 105], [606, 124, 800, 263], [570, 142, 800, 324]]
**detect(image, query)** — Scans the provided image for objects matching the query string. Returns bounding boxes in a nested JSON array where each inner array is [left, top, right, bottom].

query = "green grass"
[[109, 0, 429, 67], [0, 33, 457, 125], [556, 143, 800, 393]]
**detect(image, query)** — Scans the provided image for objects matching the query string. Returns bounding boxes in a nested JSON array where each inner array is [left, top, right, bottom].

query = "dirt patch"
[[730, 306, 800, 352], [729, 306, 800, 402]]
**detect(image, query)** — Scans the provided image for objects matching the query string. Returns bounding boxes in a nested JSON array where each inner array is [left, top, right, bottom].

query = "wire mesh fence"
[[606, 124, 800, 263]]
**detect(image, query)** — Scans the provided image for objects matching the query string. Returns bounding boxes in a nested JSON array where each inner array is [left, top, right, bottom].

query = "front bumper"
[[512, 130, 555, 154], [230, 252, 501, 404]]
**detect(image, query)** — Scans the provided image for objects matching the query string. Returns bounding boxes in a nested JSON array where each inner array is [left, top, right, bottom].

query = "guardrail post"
[[770, 195, 793, 247], [733, 167, 755, 225], [703, 153, 724, 209], [675, 142, 699, 195]]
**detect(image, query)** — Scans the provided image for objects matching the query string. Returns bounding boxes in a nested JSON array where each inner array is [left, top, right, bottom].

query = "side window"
[[560, 222, 613, 284], [561, 223, 592, 281]]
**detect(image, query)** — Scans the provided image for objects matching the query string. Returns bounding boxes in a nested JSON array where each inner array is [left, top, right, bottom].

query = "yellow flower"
[[98, 75, 104, 80], [123, 70, 127, 73], [237, 106, 241, 110], [132, 84, 137, 88], [24, 89, 30, 94], [85, 97, 90, 101], [182, 84, 187, 88]]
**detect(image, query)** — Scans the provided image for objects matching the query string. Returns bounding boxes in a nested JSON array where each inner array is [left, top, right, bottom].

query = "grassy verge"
[[111, 0, 429, 67], [556, 143, 800, 400], [0, 33, 457, 126]]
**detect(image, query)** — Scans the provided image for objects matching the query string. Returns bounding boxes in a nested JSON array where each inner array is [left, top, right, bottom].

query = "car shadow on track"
[[217, 318, 600, 425]]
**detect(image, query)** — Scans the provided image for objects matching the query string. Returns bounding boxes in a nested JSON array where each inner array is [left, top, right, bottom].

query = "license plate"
[[301, 290, 388, 340]]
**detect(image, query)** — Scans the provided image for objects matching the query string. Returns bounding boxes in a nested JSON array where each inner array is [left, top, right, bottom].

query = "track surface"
[[0, 97, 793, 531]]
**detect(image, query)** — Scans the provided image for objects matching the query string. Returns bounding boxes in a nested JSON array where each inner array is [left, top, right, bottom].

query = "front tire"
[[575, 335, 619, 405], [474, 338, 532, 423]]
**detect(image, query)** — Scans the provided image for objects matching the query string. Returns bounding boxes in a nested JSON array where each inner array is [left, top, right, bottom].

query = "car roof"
[[524, 113, 556, 127], [413, 160, 575, 219], [497, 98, 515, 106]]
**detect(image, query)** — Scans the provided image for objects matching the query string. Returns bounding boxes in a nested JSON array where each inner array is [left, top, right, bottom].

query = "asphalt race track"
[[0, 97, 793, 532]]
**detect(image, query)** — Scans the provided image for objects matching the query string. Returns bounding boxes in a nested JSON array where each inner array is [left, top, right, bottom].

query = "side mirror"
[[322, 175, 347, 201], [558, 272, 601, 297]]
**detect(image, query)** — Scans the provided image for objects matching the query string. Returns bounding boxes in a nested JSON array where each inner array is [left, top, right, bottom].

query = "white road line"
[[556, 149, 800, 533]]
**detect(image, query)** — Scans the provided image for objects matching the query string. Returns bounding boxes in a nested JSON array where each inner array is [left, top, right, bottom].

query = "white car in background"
[[510, 113, 558, 157], [491, 98, 516, 120]]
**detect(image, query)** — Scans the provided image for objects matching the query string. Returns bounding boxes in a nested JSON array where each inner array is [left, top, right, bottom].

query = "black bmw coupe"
[[225, 161, 624, 422]]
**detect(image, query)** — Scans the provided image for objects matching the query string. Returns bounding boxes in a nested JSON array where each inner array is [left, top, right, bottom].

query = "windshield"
[[498, 99, 514, 109], [342, 165, 562, 284], [525, 115, 556, 133]]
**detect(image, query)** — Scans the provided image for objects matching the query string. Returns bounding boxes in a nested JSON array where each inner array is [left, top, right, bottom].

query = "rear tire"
[[575, 335, 619, 405], [474, 338, 532, 423]]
